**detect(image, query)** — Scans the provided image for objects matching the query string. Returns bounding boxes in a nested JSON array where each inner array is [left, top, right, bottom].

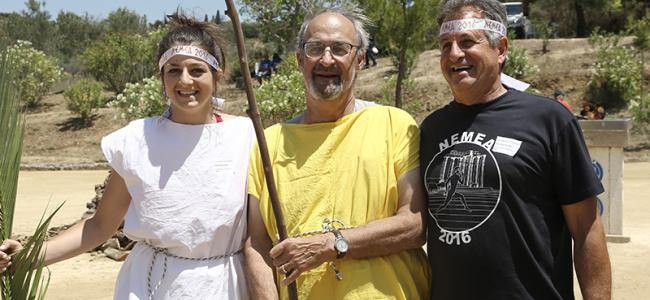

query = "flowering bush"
[[504, 46, 538, 80], [256, 56, 305, 126], [7, 40, 63, 107], [111, 75, 165, 120], [587, 30, 642, 110], [64, 79, 104, 123]]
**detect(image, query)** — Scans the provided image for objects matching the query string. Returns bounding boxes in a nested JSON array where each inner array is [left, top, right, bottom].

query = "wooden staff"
[[224, 1, 298, 299]]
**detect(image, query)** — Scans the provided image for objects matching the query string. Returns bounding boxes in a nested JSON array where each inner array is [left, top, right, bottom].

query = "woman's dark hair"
[[157, 12, 226, 71]]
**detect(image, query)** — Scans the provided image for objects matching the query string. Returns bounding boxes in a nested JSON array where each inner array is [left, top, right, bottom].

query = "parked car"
[[504, 2, 535, 39]]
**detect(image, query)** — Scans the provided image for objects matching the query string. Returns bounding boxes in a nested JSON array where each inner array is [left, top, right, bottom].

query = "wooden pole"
[[223, 1, 298, 299]]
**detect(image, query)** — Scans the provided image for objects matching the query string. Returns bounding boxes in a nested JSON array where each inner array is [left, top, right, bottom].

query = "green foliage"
[[238, 0, 350, 50], [504, 46, 538, 80], [6, 40, 63, 108], [102, 7, 148, 34], [256, 56, 305, 126], [628, 13, 650, 51], [64, 79, 105, 122], [533, 20, 557, 53], [630, 94, 650, 124], [111, 76, 166, 120], [0, 1, 57, 55], [81, 28, 165, 93], [360, 0, 439, 107], [0, 41, 62, 300], [586, 30, 642, 110], [54, 11, 103, 69], [378, 75, 421, 116]]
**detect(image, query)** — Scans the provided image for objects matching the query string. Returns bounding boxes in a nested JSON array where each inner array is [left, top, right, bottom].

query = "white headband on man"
[[158, 45, 220, 71], [439, 18, 507, 37]]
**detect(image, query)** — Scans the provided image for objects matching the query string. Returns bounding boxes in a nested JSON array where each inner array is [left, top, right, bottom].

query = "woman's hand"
[[0, 239, 23, 273]]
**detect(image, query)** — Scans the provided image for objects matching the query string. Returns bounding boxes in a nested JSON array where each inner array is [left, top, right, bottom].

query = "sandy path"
[[12, 164, 650, 299], [15, 170, 120, 299]]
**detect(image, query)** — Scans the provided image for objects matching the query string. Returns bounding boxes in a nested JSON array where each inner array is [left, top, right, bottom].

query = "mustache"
[[313, 64, 341, 74]]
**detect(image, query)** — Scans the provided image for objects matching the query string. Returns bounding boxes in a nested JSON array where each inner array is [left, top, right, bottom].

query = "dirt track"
[[14, 163, 650, 299]]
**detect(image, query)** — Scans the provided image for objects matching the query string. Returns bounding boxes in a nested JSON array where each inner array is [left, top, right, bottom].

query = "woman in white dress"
[[0, 13, 253, 299]]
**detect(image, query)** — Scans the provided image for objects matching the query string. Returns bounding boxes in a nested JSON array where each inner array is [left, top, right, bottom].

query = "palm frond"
[[0, 41, 63, 300]]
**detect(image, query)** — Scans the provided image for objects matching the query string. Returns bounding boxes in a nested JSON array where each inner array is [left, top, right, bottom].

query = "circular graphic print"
[[424, 142, 502, 232]]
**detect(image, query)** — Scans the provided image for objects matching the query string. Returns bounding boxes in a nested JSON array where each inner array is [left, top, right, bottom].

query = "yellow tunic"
[[249, 105, 430, 299]]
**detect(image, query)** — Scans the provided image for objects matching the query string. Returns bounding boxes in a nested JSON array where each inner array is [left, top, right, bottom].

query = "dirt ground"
[[20, 37, 650, 168], [13, 163, 650, 299]]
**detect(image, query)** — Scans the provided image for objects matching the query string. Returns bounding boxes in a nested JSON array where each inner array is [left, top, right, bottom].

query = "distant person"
[[553, 90, 573, 111], [595, 104, 607, 120], [420, 0, 611, 299], [255, 55, 273, 83], [0, 13, 254, 299], [580, 100, 596, 119], [364, 38, 377, 68], [271, 52, 283, 72]]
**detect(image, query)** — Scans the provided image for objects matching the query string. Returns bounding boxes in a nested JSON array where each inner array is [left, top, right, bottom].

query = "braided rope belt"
[[142, 241, 242, 300], [287, 218, 356, 280]]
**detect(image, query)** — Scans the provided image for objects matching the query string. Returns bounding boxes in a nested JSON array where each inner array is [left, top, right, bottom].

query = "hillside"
[[20, 38, 650, 168]]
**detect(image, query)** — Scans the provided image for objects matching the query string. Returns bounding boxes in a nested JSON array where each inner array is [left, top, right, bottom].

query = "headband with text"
[[439, 18, 507, 37], [158, 45, 220, 71]]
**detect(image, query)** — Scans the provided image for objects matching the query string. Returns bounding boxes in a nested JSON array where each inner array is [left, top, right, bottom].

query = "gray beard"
[[312, 82, 343, 101]]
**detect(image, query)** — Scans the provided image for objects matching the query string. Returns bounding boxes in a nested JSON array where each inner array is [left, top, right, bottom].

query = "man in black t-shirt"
[[420, 1, 611, 299]]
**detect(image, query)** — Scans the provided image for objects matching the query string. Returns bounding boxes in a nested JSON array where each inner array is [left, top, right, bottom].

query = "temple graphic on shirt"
[[425, 143, 501, 232]]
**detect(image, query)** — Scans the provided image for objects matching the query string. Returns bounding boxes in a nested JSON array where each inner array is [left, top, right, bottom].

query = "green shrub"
[[64, 79, 104, 122], [630, 94, 650, 124], [81, 28, 165, 93], [256, 55, 305, 126], [504, 46, 538, 80], [6, 40, 63, 107], [111, 75, 165, 120], [378, 75, 421, 116], [587, 30, 642, 110]]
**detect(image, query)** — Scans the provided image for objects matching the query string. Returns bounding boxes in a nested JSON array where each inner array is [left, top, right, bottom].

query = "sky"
[[0, 0, 231, 22]]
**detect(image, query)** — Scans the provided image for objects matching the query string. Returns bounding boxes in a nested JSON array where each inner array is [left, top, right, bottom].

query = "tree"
[[0, 1, 56, 54], [81, 29, 164, 93], [54, 11, 103, 69], [528, 0, 641, 37], [237, 0, 349, 51], [102, 7, 148, 34], [215, 10, 222, 24], [360, 0, 438, 108]]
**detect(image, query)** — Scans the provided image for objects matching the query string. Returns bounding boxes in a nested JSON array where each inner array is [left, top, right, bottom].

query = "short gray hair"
[[438, 0, 507, 47], [295, 4, 371, 54]]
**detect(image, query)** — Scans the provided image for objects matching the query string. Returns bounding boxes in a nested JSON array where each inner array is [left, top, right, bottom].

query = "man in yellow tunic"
[[245, 5, 430, 300]]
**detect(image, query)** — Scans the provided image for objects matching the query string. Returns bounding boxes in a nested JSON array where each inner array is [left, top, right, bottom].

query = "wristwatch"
[[331, 228, 349, 259]]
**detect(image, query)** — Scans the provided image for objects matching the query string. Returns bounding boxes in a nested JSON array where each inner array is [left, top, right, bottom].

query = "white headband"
[[439, 18, 507, 37], [158, 45, 220, 71]]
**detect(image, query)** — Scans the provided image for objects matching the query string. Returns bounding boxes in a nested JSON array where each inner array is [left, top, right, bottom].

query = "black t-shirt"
[[420, 89, 603, 300]]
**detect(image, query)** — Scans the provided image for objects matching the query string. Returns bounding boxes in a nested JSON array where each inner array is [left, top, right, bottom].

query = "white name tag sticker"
[[493, 136, 522, 157]]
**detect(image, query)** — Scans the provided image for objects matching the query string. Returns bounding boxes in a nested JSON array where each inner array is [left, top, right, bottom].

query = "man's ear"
[[497, 36, 508, 66], [356, 50, 365, 70], [296, 51, 304, 71]]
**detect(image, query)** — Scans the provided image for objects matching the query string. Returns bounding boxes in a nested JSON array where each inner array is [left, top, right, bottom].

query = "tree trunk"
[[574, 0, 587, 37]]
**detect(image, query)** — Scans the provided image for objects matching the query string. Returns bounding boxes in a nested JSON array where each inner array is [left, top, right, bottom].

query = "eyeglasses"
[[302, 41, 359, 58]]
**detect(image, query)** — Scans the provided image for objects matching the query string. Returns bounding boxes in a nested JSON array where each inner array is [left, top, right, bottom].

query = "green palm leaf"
[[0, 42, 63, 300]]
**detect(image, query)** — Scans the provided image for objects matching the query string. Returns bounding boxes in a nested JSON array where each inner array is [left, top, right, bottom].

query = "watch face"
[[335, 239, 349, 252]]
